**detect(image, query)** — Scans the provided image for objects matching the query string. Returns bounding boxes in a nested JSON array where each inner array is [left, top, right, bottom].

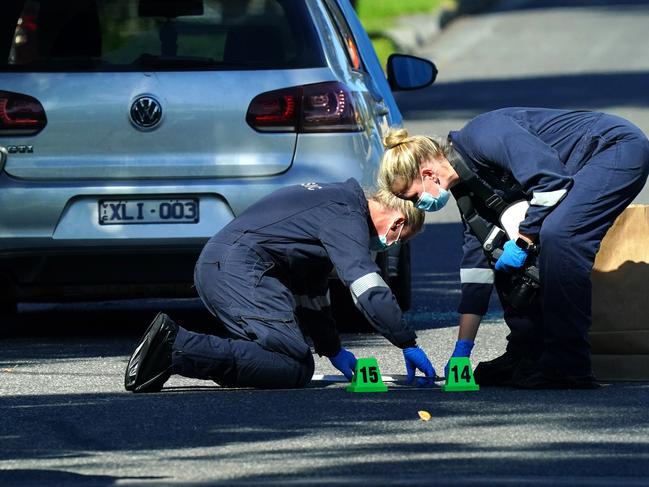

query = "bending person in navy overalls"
[[379, 108, 649, 389], [125, 179, 436, 392]]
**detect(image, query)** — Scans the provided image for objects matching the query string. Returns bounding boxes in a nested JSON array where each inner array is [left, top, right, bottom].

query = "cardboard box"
[[590, 205, 649, 380]]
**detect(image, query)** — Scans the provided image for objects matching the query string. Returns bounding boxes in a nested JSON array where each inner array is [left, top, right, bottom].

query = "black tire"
[[0, 275, 17, 317], [329, 279, 374, 333], [390, 242, 412, 311], [0, 300, 17, 316], [330, 242, 412, 333]]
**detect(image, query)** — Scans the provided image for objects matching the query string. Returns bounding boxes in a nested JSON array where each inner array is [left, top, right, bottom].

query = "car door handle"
[[374, 101, 389, 116]]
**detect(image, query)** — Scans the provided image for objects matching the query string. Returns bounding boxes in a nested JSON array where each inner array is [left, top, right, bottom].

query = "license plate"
[[98, 198, 199, 225]]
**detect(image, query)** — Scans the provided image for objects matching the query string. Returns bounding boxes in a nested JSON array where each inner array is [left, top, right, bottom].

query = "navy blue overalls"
[[170, 178, 417, 388], [449, 108, 649, 376]]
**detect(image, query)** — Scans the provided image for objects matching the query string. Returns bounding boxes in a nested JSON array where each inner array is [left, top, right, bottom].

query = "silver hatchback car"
[[0, 0, 436, 317]]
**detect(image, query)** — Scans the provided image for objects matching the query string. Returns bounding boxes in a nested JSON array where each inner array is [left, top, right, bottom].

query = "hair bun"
[[383, 128, 409, 149]]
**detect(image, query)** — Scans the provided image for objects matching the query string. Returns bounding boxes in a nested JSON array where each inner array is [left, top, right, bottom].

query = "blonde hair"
[[369, 188, 425, 235], [379, 127, 452, 194]]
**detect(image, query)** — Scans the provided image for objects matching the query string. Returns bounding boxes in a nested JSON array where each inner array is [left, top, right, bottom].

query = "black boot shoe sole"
[[513, 371, 601, 390], [473, 352, 523, 387], [124, 312, 176, 393]]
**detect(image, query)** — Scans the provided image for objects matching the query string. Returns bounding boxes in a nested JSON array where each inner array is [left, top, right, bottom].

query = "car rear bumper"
[[0, 245, 202, 301]]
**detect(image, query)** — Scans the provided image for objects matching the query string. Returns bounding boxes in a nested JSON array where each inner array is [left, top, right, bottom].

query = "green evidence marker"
[[346, 357, 388, 393], [442, 357, 480, 392]]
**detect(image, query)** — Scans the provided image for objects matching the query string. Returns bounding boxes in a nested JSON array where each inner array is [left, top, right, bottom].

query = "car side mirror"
[[387, 54, 438, 91]]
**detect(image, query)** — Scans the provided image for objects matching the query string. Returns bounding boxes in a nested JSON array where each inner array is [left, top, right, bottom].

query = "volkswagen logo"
[[130, 95, 163, 130]]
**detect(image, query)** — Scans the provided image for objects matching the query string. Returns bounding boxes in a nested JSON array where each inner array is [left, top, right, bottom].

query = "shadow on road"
[[0, 299, 222, 339], [397, 71, 649, 122], [1, 385, 649, 485], [493, 0, 649, 13], [0, 470, 148, 487]]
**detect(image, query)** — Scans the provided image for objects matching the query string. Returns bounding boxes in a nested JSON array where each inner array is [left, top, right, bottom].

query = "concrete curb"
[[384, 0, 501, 54]]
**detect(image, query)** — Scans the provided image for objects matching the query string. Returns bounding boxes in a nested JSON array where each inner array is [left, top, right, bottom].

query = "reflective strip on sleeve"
[[530, 189, 567, 207], [294, 291, 331, 311], [460, 268, 494, 284], [349, 272, 389, 304]]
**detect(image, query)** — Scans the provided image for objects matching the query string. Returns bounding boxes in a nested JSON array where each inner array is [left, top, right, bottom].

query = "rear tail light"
[[0, 90, 47, 136], [246, 81, 362, 133]]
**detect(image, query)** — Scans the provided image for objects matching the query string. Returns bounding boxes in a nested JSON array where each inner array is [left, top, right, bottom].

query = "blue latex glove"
[[329, 348, 357, 381], [403, 346, 437, 387], [494, 239, 528, 272], [444, 339, 475, 377]]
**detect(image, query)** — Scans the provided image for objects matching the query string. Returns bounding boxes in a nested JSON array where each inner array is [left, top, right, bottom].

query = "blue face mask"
[[415, 175, 450, 212], [370, 221, 404, 253]]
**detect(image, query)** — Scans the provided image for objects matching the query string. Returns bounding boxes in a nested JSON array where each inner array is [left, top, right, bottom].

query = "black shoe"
[[510, 356, 541, 384], [125, 312, 178, 393], [513, 370, 600, 390], [473, 351, 523, 386]]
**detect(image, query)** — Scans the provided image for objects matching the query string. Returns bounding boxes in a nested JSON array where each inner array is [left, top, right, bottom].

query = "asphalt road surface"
[[2, 0, 649, 485]]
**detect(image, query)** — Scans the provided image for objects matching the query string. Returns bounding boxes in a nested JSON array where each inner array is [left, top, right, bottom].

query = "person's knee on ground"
[[126, 313, 315, 392], [171, 326, 315, 389]]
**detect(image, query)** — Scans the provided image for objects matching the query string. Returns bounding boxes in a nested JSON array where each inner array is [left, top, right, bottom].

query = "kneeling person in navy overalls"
[[125, 179, 435, 392]]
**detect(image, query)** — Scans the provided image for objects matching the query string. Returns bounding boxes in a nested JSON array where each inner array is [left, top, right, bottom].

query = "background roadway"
[[402, 0, 649, 224]]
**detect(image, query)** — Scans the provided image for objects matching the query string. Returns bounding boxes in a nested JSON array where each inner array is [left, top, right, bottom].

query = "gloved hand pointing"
[[444, 339, 475, 377], [328, 347, 357, 381], [403, 346, 436, 387], [494, 239, 528, 272]]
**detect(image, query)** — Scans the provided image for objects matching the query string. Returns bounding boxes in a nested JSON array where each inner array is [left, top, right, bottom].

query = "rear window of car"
[[0, 0, 325, 71]]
